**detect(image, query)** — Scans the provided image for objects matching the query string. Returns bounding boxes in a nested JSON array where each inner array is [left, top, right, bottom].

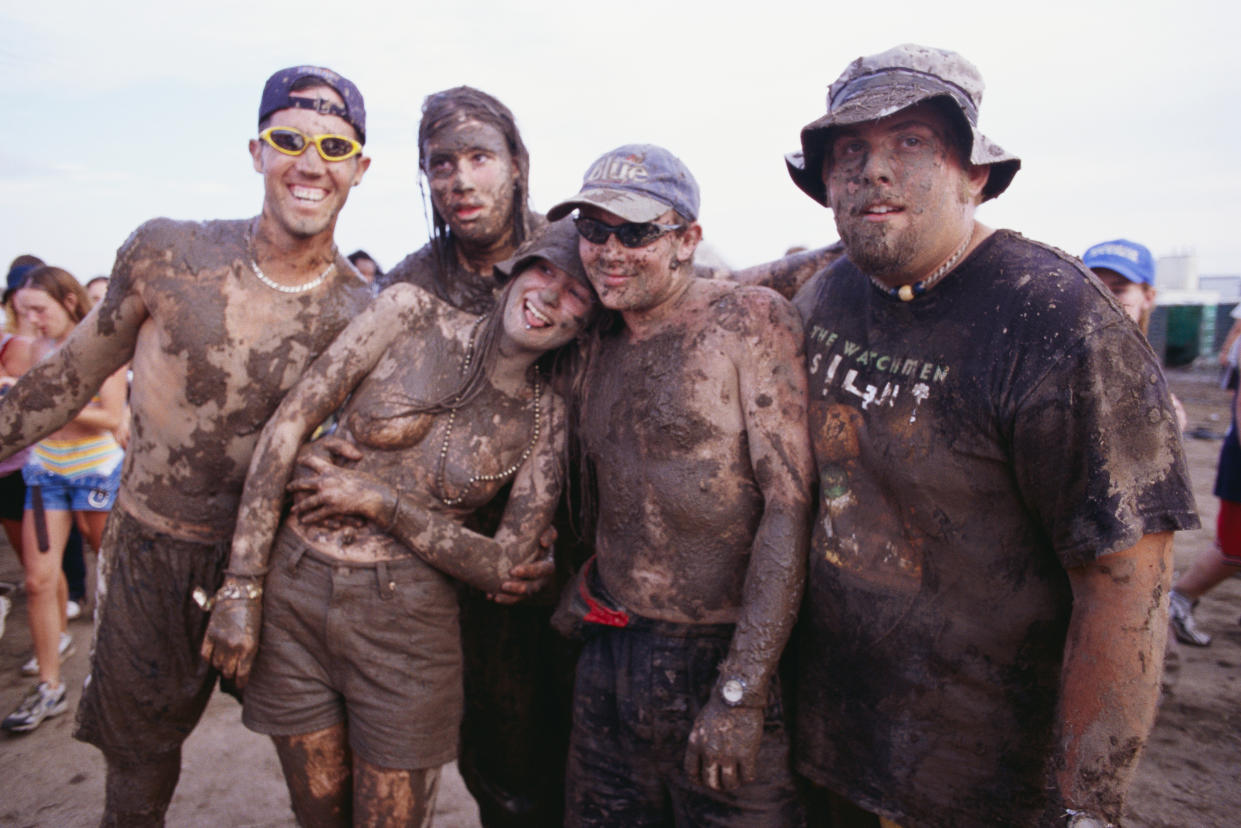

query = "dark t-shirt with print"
[[793, 230, 1198, 827]]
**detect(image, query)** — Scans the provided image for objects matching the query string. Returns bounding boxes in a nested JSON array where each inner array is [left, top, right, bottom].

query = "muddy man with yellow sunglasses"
[[0, 65, 375, 825]]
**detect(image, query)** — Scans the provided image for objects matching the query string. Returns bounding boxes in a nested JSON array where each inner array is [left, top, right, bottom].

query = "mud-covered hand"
[[292, 436, 366, 530], [201, 593, 262, 688], [490, 524, 557, 605], [684, 697, 764, 792], [288, 453, 392, 528]]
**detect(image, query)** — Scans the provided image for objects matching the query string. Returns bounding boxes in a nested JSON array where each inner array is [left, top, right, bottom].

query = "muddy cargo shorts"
[[74, 506, 232, 761], [242, 529, 462, 770], [565, 619, 803, 828]]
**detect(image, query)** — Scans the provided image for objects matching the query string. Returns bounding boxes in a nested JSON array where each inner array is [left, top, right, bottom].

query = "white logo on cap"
[[1091, 244, 1141, 263], [585, 154, 649, 186]]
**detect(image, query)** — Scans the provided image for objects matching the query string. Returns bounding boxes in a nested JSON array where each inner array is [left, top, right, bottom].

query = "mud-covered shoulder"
[[376, 243, 435, 291], [975, 231, 1135, 371], [116, 216, 250, 272], [700, 278, 804, 343], [373, 280, 452, 328]]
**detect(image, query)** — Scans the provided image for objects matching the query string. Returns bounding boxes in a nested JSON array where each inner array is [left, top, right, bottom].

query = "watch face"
[[722, 678, 744, 705]]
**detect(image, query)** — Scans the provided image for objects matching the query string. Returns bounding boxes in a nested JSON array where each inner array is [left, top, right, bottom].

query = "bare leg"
[[354, 755, 440, 828], [100, 749, 181, 827], [76, 509, 110, 555], [1174, 542, 1240, 599], [273, 724, 354, 827], [2, 516, 22, 561], [20, 508, 72, 686]]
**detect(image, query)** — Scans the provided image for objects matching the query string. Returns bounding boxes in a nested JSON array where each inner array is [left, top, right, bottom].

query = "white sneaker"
[[0, 595, 9, 640], [66, 600, 82, 621], [20, 631, 76, 676], [2, 681, 68, 732]]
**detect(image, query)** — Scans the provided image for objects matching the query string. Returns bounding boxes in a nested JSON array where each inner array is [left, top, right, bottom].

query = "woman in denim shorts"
[[1, 266, 127, 733]]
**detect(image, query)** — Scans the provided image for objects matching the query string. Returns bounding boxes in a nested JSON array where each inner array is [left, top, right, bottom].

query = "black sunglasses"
[[574, 216, 684, 249]]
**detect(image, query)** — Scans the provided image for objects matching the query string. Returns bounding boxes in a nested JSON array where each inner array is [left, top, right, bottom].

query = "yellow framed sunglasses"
[[258, 127, 362, 161]]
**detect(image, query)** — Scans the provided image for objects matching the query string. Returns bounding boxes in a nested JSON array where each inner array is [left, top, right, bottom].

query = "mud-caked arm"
[[374, 393, 567, 594], [702, 241, 844, 301], [685, 290, 814, 791], [0, 275, 144, 461], [203, 290, 407, 683], [1053, 533, 1172, 825]]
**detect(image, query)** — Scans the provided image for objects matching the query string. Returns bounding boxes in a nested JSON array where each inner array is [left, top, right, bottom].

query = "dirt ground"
[[0, 368, 1238, 827]]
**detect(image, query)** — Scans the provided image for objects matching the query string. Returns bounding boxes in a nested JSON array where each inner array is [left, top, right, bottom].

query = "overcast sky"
[[3, 1, 1237, 285]]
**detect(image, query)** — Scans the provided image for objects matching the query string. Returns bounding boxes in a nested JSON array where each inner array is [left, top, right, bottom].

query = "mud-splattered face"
[[821, 101, 987, 284], [501, 258, 595, 353], [422, 119, 519, 249], [14, 286, 75, 341], [1094, 268, 1155, 326], [249, 85, 370, 244], [577, 205, 699, 314]]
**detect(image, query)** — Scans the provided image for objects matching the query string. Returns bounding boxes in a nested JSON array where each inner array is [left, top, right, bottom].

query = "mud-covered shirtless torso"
[[0, 68, 373, 826], [551, 145, 812, 827]]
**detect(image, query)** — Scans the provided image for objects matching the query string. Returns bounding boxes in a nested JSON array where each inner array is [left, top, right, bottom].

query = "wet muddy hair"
[[19, 265, 92, 323], [418, 87, 533, 277]]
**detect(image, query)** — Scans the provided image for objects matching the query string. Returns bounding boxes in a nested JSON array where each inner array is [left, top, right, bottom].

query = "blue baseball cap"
[[259, 65, 367, 144], [547, 144, 700, 223], [1082, 239, 1155, 286]]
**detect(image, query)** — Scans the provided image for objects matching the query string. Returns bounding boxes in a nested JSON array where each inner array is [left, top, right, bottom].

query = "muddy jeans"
[[565, 618, 803, 828]]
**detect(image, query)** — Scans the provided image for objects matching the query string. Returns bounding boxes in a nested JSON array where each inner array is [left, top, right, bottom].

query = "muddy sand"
[[1, 368, 1238, 826]]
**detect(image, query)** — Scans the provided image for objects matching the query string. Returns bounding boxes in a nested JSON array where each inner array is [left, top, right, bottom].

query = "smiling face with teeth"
[[500, 257, 596, 355], [249, 84, 370, 246], [821, 101, 988, 287]]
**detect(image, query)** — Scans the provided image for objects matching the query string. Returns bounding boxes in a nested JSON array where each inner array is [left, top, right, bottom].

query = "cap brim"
[[547, 189, 672, 223]]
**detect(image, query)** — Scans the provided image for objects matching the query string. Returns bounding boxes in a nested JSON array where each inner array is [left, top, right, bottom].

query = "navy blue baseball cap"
[[1083, 239, 1155, 286], [547, 144, 700, 223], [259, 65, 366, 144]]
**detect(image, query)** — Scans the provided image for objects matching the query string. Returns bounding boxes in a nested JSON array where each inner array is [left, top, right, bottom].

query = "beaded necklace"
[[868, 232, 971, 302], [434, 317, 543, 506]]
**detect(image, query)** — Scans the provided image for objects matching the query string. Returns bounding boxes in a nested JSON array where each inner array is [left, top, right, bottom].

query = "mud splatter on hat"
[[547, 144, 699, 223], [786, 44, 1020, 204], [259, 65, 367, 144]]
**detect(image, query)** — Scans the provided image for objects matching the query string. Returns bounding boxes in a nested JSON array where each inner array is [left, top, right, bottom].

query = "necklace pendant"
[[898, 284, 915, 302]]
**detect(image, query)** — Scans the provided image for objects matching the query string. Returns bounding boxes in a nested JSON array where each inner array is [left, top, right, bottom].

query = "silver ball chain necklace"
[[248, 235, 337, 294], [434, 317, 543, 507]]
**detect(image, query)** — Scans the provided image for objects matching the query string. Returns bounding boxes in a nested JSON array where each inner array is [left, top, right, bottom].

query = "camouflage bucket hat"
[[785, 44, 1020, 204]]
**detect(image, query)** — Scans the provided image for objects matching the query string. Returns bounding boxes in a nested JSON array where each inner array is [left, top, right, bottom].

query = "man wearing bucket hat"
[[787, 45, 1197, 826], [548, 144, 813, 826], [0, 65, 372, 823]]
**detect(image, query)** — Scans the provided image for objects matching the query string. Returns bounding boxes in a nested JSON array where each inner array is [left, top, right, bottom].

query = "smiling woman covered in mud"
[[201, 220, 596, 827]]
